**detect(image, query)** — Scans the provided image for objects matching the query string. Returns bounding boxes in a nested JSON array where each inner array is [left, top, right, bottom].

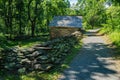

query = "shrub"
[[0, 33, 6, 43], [109, 31, 120, 47]]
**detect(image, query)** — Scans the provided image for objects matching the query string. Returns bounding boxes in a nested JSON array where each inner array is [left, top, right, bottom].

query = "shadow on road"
[[59, 42, 120, 80]]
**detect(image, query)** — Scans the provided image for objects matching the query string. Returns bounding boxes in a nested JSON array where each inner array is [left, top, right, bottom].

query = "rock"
[[43, 64, 53, 71], [11, 47, 19, 53], [4, 65, 9, 69], [64, 49, 69, 53], [34, 64, 53, 71], [61, 53, 67, 56], [34, 44, 43, 47], [34, 64, 41, 70], [57, 55, 62, 58], [25, 53, 32, 57], [31, 51, 43, 57], [28, 57, 35, 61], [25, 54, 34, 60], [36, 59, 51, 64], [1, 34, 80, 73], [36, 42, 49, 47], [20, 49, 27, 53], [21, 59, 31, 64], [18, 67, 26, 73], [15, 63, 22, 68], [34, 47, 52, 50], [20, 48, 35, 55], [51, 57, 55, 62], [20, 48, 35, 53], [31, 59, 37, 64], [21, 49, 30, 55], [37, 55, 48, 61], [4, 62, 16, 69], [17, 53, 25, 59], [7, 56, 16, 62], [72, 31, 82, 36], [54, 59, 62, 64], [18, 55, 25, 59], [18, 52, 24, 56], [10, 63, 15, 67], [27, 48, 35, 53], [43, 41, 51, 46], [17, 57, 22, 61], [1, 48, 11, 53]]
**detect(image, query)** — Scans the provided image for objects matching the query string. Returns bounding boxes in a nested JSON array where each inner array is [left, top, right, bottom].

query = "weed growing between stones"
[[0, 32, 82, 74]]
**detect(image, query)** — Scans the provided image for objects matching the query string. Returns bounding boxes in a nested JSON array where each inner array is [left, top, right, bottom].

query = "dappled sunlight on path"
[[58, 29, 120, 80]]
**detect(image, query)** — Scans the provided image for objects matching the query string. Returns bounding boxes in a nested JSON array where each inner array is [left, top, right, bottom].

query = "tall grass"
[[109, 31, 120, 47], [100, 28, 120, 47]]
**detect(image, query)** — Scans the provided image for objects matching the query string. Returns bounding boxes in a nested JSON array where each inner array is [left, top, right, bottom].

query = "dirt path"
[[58, 29, 120, 80]]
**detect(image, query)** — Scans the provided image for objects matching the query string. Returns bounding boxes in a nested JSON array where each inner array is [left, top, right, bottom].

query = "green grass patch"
[[0, 32, 49, 51], [100, 28, 120, 58], [109, 31, 120, 59], [109, 31, 120, 46], [100, 28, 120, 46], [0, 40, 82, 80], [0, 36, 49, 50]]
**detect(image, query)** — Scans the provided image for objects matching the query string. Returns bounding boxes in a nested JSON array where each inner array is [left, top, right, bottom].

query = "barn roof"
[[49, 16, 82, 28]]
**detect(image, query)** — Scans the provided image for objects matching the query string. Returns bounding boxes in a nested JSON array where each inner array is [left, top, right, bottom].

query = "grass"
[[100, 28, 120, 59], [109, 31, 120, 59], [109, 31, 120, 46], [0, 32, 49, 51], [0, 40, 82, 80], [100, 28, 120, 47], [0, 35, 49, 50]]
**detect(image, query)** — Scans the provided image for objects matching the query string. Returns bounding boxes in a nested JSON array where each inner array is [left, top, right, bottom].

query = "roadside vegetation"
[[0, 0, 120, 80], [100, 5, 120, 57], [0, 36, 82, 80]]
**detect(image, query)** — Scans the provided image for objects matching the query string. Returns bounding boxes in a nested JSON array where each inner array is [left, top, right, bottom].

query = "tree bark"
[[28, 0, 38, 37]]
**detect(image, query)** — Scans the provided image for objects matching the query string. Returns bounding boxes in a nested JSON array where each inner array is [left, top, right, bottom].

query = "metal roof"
[[49, 16, 82, 28]]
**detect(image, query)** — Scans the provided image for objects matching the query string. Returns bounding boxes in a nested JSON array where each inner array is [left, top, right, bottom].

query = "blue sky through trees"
[[69, 0, 78, 5]]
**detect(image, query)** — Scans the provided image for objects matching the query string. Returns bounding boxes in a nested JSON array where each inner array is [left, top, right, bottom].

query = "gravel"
[[59, 29, 120, 80]]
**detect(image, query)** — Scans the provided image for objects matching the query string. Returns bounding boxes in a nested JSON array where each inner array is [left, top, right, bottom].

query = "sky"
[[69, 0, 78, 6]]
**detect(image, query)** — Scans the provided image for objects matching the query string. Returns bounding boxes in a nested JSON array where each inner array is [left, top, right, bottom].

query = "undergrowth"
[[100, 28, 120, 58], [0, 38, 82, 80]]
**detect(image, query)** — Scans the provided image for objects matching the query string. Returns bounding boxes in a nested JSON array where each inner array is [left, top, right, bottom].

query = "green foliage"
[[109, 31, 120, 46], [0, 0, 71, 50], [105, 6, 120, 29], [75, 0, 119, 56], [0, 38, 82, 80], [100, 5, 120, 58], [100, 5, 120, 55], [76, 0, 120, 55], [77, 0, 106, 29], [0, 0, 70, 38], [0, 33, 6, 43], [0, 33, 7, 50]]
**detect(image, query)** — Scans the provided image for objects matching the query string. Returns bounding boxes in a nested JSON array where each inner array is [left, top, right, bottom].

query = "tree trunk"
[[28, 0, 38, 37], [19, 11, 22, 36], [8, 0, 13, 39], [31, 21, 35, 37]]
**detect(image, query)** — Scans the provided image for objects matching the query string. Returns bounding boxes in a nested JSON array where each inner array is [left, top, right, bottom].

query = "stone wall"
[[0, 32, 82, 74], [50, 27, 80, 39]]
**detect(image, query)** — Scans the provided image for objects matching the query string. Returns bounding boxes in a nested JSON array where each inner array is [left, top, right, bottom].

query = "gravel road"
[[58, 29, 120, 80]]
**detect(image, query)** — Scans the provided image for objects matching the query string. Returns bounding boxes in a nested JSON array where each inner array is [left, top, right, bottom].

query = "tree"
[[0, 0, 70, 38], [15, 0, 24, 36], [77, 0, 106, 29]]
